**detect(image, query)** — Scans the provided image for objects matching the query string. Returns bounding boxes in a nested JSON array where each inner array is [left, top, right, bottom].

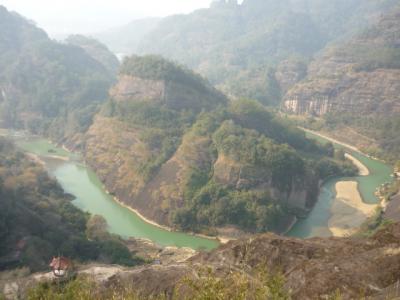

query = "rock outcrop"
[[283, 8, 400, 117], [82, 56, 327, 233], [3, 222, 400, 299]]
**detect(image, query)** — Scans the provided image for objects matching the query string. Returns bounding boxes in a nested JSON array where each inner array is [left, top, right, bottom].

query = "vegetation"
[[0, 6, 114, 142], [132, 0, 398, 105], [0, 138, 142, 272], [324, 113, 400, 163], [27, 267, 290, 300], [66, 34, 120, 74], [169, 100, 356, 233]]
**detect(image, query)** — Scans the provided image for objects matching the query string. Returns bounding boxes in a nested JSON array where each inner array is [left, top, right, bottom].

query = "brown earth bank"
[[3, 222, 400, 299]]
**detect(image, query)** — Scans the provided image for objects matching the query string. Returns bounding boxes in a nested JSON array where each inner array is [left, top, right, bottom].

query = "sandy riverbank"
[[345, 153, 369, 176], [328, 181, 377, 237]]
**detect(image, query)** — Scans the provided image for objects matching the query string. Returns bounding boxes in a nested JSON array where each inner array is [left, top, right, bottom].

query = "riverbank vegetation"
[[168, 100, 357, 233], [0, 138, 142, 272]]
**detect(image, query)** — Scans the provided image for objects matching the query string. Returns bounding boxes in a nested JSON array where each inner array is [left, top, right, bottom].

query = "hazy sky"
[[0, 0, 213, 36]]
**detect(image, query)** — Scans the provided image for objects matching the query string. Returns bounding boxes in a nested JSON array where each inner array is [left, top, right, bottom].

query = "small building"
[[49, 256, 74, 278]]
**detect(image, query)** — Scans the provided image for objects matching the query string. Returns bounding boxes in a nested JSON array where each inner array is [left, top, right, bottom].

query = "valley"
[[1, 1, 400, 298], [14, 135, 219, 250]]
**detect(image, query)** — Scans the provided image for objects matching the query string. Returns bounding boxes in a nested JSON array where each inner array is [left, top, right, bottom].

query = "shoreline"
[[345, 153, 369, 176], [299, 127, 382, 237], [20, 138, 230, 247], [300, 127, 362, 153], [328, 181, 378, 237], [109, 193, 231, 244]]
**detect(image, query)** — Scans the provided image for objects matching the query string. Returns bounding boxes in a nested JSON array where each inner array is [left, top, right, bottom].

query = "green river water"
[[15, 137, 219, 250], [287, 131, 393, 238], [13, 131, 393, 246]]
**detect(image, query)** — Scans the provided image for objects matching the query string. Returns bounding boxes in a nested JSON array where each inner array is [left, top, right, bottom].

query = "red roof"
[[49, 257, 72, 271]]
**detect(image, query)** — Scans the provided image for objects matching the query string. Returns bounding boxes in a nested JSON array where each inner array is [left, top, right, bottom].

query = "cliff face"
[[283, 8, 400, 117], [83, 56, 229, 226], [82, 56, 329, 232]]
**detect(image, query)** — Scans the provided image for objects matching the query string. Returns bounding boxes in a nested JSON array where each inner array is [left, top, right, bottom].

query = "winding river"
[[287, 131, 393, 238], [10, 129, 393, 247], [15, 137, 219, 250]]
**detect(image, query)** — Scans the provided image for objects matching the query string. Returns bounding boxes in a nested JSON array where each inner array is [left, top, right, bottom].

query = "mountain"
[[128, 0, 399, 105], [80, 55, 356, 236], [65, 34, 120, 74], [0, 6, 115, 143], [283, 6, 400, 161], [0, 138, 141, 272], [93, 17, 161, 56]]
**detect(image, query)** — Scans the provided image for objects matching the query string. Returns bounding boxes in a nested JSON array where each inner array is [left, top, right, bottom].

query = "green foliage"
[[168, 100, 350, 233], [105, 100, 192, 181], [133, 0, 397, 104], [0, 7, 114, 141], [0, 138, 141, 271], [27, 267, 291, 300], [230, 99, 323, 153], [175, 180, 287, 233], [66, 34, 120, 74], [325, 112, 400, 163], [120, 55, 216, 94], [314, 158, 357, 179], [177, 266, 290, 300], [349, 46, 400, 72]]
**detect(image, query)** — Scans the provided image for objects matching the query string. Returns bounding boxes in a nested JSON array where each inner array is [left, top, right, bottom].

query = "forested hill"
[[116, 0, 399, 105], [0, 6, 115, 143], [283, 6, 400, 162], [66, 34, 120, 75], [84, 55, 356, 235], [0, 138, 142, 272]]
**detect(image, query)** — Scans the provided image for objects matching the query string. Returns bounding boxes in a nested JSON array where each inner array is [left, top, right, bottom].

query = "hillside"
[[0, 138, 142, 272], [65, 34, 120, 74], [111, 0, 400, 105], [82, 55, 356, 236], [0, 6, 115, 143], [283, 7, 400, 161], [4, 221, 400, 299]]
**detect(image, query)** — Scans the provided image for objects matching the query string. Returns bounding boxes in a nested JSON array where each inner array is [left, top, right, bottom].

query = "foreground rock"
[[3, 223, 400, 299]]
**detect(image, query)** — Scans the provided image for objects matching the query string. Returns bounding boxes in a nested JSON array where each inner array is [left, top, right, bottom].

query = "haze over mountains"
[[1, 1, 400, 299]]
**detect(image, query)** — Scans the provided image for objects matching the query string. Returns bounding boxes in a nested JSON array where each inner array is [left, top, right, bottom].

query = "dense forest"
[[119, 0, 399, 105], [0, 138, 142, 272], [0, 6, 115, 143], [66, 34, 120, 74], [94, 56, 357, 234], [170, 100, 356, 232]]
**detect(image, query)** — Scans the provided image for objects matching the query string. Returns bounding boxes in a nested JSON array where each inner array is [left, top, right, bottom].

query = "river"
[[10, 130, 393, 245], [14, 137, 219, 250], [287, 131, 393, 238]]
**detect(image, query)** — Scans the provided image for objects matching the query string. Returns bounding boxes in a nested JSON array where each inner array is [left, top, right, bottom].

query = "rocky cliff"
[[283, 8, 400, 117], [4, 222, 400, 299], [81, 55, 351, 234]]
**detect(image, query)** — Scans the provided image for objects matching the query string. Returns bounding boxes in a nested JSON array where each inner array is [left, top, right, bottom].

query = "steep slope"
[[83, 55, 356, 235], [133, 0, 398, 105], [283, 7, 400, 160], [7, 222, 400, 299], [0, 6, 115, 143], [66, 34, 120, 74]]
